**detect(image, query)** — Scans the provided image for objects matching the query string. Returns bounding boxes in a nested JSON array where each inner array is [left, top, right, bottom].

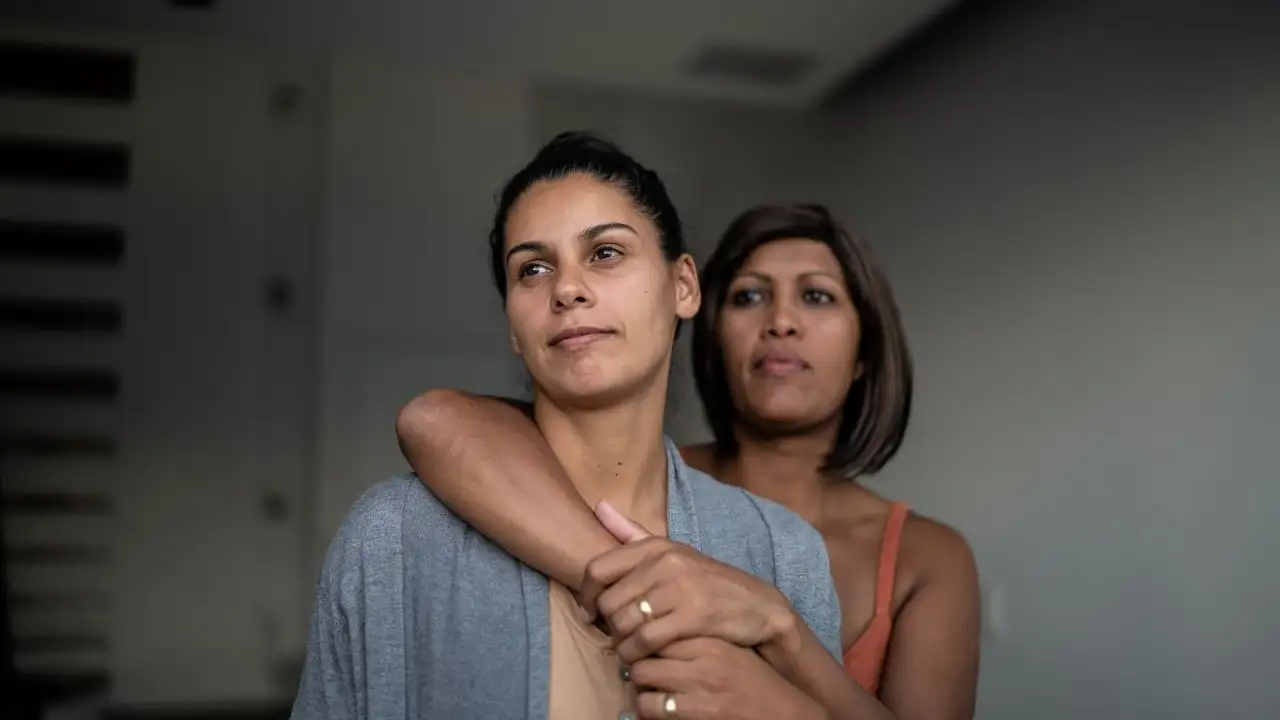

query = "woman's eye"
[[593, 245, 621, 261], [730, 288, 764, 306], [519, 262, 550, 278], [803, 288, 835, 304]]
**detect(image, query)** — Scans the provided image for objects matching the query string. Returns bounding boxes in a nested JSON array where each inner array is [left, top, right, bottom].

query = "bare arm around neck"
[[394, 389, 620, 590]]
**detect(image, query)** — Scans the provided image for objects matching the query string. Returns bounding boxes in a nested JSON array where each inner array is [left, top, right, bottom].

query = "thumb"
[[594, 500, 653, 543]]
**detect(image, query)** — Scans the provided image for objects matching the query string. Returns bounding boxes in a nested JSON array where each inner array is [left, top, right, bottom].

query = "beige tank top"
[[547, 581, 636, 719]]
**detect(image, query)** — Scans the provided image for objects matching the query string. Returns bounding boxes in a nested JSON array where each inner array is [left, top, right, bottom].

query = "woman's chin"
[[745, 404, 834, 435], [536, 376, 643, 411]]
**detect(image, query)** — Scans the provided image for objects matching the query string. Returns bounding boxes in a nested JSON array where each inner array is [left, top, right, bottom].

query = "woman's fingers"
[[630, 656, 706, 720], [595, 500, 653, 543], [580, 538, 674, 618], [635, 690, 714, 720], [610, 582, 704, 662], [616, 614, 695, 664], [596, 558, 667, 627], [627, 656, 691, 691]]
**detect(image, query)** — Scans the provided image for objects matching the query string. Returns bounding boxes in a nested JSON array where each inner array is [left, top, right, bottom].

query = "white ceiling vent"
[[685, 43, 815, 87]]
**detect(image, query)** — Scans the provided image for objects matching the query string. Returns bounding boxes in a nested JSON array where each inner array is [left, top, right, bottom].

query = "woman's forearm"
[[395, 389, 620, 590], [761, 610, 895, 720]]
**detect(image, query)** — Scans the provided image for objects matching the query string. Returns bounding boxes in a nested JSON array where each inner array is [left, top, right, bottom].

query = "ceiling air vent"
[[685, 43, 814, 87]]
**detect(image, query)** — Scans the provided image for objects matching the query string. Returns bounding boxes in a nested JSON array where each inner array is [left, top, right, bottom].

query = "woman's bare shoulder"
[[900, 510, 978, 596]]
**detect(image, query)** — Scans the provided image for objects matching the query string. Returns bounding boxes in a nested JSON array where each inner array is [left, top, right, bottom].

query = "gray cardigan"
[[292, 439, 842, 719]]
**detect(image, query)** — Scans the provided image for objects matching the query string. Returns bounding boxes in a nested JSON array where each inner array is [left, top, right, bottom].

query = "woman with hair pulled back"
[[396, 201, 982, 717], [292, 133, 842, 720]]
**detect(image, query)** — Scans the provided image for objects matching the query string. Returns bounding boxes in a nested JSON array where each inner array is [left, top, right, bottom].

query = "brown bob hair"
[[690, 203, 913, 479]]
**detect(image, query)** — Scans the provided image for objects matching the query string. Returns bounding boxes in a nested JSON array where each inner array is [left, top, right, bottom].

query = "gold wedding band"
[[636, 597, 654, 621], [662, 693, 678, 718]]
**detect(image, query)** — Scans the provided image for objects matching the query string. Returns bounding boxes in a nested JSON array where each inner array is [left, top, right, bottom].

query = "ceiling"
[[1, 0, 958, 107]]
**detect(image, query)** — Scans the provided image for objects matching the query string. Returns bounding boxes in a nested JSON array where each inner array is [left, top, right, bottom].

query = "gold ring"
[[662, 692, 678, 718], [637, 597, 654, 621]]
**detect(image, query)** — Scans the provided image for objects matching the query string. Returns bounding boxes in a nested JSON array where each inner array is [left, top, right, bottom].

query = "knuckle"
[[583, 557, 608, 584], [633, 538, 663, 557], [678, 587, 710, 620], [687, 637, 716, 655], [658, 550, 686, 572], [706, 666, 729, 692], [683, 660, 707, 683], [599, 605, 621, 627], [627, 661, 652, 686], [637, 622, 661, 649], [685, 582, 707, 607], [595, 591, 620, 617]]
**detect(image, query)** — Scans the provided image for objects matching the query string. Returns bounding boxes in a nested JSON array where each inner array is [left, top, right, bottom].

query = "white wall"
[[799, 1, 1280, 717]]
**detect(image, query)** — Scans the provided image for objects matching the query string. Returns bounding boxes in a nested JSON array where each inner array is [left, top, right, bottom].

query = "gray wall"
[[801, 1, 1280, 717]]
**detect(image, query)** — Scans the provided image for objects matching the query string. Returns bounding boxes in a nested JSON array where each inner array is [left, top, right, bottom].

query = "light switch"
[[982, 581, 1009, 640]]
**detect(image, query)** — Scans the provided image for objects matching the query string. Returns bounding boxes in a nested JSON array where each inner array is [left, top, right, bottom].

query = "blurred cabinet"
[[0, 27, 321, 707]]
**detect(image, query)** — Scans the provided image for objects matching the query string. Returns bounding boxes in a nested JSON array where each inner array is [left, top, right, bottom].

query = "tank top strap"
[[874, 503, 910, 615]]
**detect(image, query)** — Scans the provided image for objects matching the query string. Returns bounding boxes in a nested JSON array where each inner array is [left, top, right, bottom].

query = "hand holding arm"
[[630, 638, 828, 720], [588, 502, 900, 720]]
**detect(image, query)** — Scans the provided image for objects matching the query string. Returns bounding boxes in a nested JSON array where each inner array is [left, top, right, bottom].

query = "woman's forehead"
[[737, 238, 841, 276], [505, 174, 649, 246]]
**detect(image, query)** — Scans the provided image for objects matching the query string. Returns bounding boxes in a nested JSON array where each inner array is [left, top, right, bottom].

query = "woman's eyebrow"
[[579, 222, 637, 243], [505, 240, 548, 264]]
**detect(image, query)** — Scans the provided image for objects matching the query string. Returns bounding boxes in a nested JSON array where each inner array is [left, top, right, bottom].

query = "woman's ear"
[[673, 253, 701, 321]]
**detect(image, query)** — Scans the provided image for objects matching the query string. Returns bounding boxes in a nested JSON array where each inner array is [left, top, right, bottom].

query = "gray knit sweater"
[[291, 438, 842, 719]]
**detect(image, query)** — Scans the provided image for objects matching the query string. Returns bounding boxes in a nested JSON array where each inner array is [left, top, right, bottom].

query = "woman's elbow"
[[396, 388, 468, 445]]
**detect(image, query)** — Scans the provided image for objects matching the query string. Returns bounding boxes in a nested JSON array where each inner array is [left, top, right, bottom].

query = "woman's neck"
[[533, 383, 670, 527], [724, 423, 839, 526]]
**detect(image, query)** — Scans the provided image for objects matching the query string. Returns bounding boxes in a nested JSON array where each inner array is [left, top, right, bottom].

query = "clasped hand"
[[581, 501, 795, 662], [581, 502, 822, 720]]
